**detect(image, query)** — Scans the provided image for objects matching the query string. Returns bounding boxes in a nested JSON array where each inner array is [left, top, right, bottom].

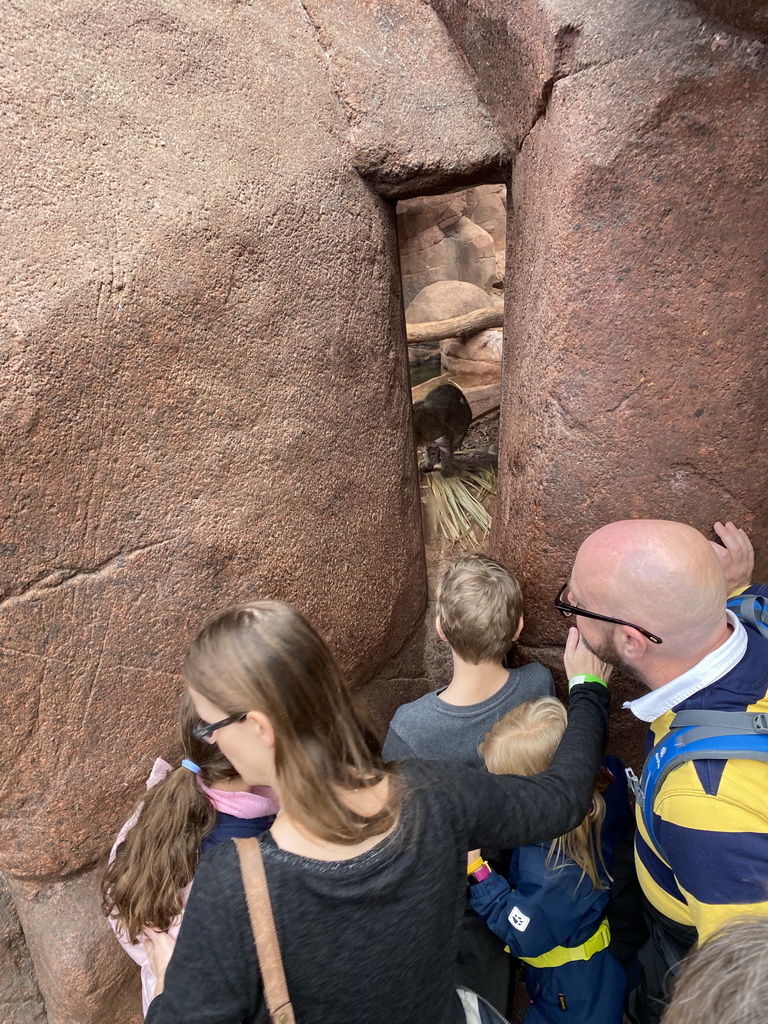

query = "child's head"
[[481, 698, 608, 890], [436, 554, 524, 664], [481, 696, 566, 776], [183, 600, 400, 846]]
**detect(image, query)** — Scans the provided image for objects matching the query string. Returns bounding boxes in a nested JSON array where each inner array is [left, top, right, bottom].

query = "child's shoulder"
[[501, 660, 556, 703], [392, 688, 443, 719]]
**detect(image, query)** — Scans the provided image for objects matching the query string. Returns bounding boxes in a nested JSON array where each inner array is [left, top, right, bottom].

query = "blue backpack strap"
[[726, 593, 768, 640], [639, 725, 768, 861]]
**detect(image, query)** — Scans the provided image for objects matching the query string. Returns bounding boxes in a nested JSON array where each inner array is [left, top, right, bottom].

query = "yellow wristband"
[[467, 856, 484, 876]]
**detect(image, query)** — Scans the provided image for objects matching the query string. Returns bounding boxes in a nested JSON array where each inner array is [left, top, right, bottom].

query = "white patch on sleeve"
[[508, 906, 531, 932]]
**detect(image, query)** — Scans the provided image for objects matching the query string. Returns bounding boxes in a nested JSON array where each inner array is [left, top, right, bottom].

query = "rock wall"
[[2, 0, 766, 1019], [1, 2, 505, 1020], [400, 189, 507, 383], [397, 186, 506, 307], [434, 0, 767, 755]]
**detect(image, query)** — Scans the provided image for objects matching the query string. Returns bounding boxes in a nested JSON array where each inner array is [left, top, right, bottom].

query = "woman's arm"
[[144, 841, 261, 1024], [450, 680, 610, 853]]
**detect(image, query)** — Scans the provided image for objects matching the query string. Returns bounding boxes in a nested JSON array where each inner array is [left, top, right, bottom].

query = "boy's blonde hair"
[[481, 698, 608, 889], [436, 555, 524, 664]]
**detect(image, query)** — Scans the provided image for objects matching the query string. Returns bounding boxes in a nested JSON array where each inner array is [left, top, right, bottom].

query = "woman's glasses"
[[192, 713, 247, 743]]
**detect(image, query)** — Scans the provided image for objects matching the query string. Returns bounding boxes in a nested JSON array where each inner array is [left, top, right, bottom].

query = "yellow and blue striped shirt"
[[634, 588, 768, 940]]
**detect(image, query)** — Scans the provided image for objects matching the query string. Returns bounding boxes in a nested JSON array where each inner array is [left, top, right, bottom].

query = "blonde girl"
[[467, 697, 631, 1024]]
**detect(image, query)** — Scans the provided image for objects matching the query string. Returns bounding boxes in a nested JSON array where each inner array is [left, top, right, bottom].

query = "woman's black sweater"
[[145, 682, 609, 1024]]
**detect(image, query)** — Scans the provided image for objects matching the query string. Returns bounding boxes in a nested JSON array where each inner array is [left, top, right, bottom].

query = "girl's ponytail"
[[102, 764, 215, 941], [102, 694, 238, 941]]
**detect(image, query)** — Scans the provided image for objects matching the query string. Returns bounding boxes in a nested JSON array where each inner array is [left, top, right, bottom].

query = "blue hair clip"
[[181, 759, 201, 774]]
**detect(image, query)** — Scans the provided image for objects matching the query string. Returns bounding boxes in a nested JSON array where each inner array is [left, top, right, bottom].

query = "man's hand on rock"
[[712, 521, 754, 594]]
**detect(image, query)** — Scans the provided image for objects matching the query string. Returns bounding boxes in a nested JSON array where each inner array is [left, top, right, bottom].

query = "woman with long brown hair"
[[144, 601, 612, 1024]]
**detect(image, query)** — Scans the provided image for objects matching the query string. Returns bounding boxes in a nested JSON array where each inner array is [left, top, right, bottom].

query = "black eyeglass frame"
[[554, 584, 663, 645], [192, 713, 248, 742]]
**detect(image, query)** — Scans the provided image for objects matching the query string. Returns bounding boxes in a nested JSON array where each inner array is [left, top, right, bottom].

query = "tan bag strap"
[[234, 837, 297, 1024]]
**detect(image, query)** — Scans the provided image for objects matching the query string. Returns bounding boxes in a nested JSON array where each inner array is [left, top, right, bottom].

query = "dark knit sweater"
[[145, 682, 609, 1024]]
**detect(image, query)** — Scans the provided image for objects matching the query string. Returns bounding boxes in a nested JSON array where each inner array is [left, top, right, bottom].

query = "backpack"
[[633, 591, 768, 862]]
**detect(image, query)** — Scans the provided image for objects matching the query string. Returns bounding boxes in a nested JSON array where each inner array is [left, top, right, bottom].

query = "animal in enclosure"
[[412, 383, 472, 476]]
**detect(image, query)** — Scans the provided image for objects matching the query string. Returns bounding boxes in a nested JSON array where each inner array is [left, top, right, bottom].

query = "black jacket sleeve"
[[450, 681, 610, 851]]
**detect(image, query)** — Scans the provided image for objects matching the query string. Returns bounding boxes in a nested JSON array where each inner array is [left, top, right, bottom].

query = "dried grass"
[[420, 456, 497, 549]]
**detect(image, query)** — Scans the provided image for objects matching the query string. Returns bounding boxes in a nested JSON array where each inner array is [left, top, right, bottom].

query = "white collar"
[[623, 611, 748, 723]]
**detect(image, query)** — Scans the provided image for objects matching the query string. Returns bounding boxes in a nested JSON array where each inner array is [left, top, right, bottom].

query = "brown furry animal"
[[412, 383, 472, 476]]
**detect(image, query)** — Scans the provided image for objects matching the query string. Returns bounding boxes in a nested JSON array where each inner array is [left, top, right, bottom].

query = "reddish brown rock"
[[0, 874, 46, 1024], [6, 870, 141, 1024], [0, 0, 508, 1017], [487, 20, 768, 773], [300, 0, 508, 195], [492, 40, 768, 629], [691, 0, 768, 34]]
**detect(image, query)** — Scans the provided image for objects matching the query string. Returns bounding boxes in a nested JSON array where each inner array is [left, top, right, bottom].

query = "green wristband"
[[568, 673, 608, 691]]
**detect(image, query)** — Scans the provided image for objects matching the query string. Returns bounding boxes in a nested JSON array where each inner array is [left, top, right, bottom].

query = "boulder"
[[465, 185, 508, 251], [0, 875, 46, 1024], [405, 280, 496, 325], [441, 328, 504, 385], [1, 0, 509, 1017]]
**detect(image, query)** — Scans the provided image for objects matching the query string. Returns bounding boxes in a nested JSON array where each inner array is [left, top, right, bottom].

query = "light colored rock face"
[[404, 280, 495, 325], [441, 329, 504, 385], [397, 185, 507, 306]]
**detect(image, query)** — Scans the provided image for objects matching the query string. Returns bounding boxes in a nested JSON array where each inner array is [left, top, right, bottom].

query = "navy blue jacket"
[[469, 756, 630, 1024]]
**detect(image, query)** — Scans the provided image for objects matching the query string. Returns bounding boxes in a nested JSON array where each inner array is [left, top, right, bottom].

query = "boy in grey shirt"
[[382, 554, 555, 1015], [383, 555, 554, 766]]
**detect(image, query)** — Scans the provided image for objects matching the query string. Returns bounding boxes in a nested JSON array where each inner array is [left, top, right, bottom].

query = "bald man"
[[562, 520, 768, 1022]]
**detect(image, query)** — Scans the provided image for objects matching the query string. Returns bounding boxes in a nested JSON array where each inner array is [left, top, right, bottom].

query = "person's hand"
[[467, 850, 482, 868], [712, 521, 753, 593], [144, 929, 177, 997], [563, 627, 613, 685]]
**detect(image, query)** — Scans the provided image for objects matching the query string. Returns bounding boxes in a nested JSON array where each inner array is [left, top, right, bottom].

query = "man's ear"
[[435, 615, 447, 642], [619, 626, 649, 662], [245, 710, 276, 749], [512, 616, 524, 642]]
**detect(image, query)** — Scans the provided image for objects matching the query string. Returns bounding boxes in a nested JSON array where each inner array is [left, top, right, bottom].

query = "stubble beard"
[[580, 630, 647, 687]]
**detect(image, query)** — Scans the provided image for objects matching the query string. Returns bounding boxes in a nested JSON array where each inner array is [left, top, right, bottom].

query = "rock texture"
[[487, 6, 768, 632], [0, 874, 46, 1024], [6, 870, 141, 1024], [3, 0, 767, 1020], [1, 1, 505, 1019], [398, 186, 506, 307], [405, 280, 496, 326]]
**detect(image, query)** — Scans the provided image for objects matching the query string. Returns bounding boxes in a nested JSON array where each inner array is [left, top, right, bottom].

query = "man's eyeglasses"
[[554, 584, 663, 645], [192, 713, 247, 743]]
